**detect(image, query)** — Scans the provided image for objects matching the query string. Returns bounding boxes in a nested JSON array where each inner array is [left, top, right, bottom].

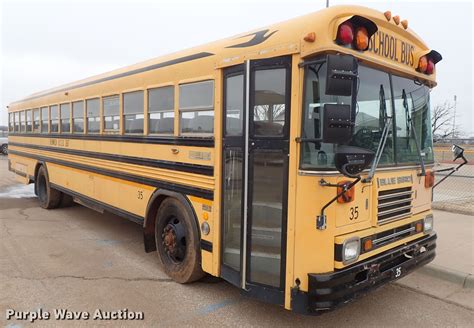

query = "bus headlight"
[[424, 215, 434, 232], [342, 237, 360, 264]]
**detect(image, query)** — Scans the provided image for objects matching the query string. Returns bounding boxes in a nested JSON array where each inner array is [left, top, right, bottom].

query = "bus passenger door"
[[221, 57, 291, 300]]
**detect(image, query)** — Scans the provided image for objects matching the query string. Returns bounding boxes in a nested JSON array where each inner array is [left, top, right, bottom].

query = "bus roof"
[[9, 5, 438, 111]]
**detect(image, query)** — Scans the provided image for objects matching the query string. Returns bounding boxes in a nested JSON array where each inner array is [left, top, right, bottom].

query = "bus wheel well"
[[143, 190, 199, 253]]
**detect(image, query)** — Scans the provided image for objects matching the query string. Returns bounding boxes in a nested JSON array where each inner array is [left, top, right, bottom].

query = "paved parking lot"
[[0, 156, 473, 327]]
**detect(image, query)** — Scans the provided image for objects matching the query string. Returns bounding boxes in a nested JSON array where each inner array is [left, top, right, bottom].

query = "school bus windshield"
[[300, 60, 434, 170]]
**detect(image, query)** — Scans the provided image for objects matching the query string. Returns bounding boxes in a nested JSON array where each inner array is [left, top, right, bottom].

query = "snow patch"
[[0, 184, 36, 198]]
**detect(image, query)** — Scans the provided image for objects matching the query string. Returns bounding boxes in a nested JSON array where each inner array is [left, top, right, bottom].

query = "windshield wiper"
[[403, 89, 411, 148], [402, 89, 426, 176], [379, 85, 388, 130], [364, 85, 392, 183]]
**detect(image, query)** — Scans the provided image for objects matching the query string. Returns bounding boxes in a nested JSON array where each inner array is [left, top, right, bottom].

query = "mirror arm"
[[316, 176, 361, 230], [319, 179, 340, 188], [433, 155, 468, 189]]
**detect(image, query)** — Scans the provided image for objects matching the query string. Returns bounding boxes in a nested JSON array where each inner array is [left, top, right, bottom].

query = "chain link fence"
[[432, 144, 473, 215]]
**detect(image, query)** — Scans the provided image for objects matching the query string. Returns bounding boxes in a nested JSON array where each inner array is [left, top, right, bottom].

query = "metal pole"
[[241, 60, 250, 290], [326, 0, 330, 8], [452, 95, 457, 138]]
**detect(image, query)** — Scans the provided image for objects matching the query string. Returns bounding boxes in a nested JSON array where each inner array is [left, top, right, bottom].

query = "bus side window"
[[50, 105, 59, 133], [103, 95, 120, 132], [14, 112, 19, 132], [148, 86, 174, 135], [72, 101, 84, 133], [86, 98, 100, 134], [60, 103, 71, 133], [33, 108, 40, 133], [123, 91, 144, 134], [179, 80, 214, 136], [8, 113, 14, 132], [40, 107, 49, 133], [20, 110, 26, 132], [26, 109, 32, 133]]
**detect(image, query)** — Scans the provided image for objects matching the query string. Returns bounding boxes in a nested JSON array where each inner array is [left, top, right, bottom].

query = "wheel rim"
[[38, 175, 47, 203], [161, 216, 186, 263]]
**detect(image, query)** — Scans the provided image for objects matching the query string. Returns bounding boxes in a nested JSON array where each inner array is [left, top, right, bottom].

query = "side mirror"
[[325, 54, 358, 96], [452, 144, 465, 161], [335, 145, 375, 178], [322, 104, 353, 144]]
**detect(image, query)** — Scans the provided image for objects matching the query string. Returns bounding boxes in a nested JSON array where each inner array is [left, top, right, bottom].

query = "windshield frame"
[[299, 56, 434, 171]]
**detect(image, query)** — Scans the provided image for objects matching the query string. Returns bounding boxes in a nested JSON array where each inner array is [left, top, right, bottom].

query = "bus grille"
[[377, 187, 413, 224]]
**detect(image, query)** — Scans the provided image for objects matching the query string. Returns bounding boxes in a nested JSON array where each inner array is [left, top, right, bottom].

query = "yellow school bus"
[[7, 5, 444, 313]]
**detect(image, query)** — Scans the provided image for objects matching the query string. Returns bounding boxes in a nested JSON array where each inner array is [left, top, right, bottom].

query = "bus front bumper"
[[291, 233, 436, 314]]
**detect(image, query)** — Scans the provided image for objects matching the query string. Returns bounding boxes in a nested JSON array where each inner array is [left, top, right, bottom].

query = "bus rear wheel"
[[36, 166, 61, 209], [155, 198, 204, 283]]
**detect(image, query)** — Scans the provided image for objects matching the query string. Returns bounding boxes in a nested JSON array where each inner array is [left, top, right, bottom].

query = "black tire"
[[1, 144, 7, 155], [155, 198, 204, 283], [35, 166, 61, 209]]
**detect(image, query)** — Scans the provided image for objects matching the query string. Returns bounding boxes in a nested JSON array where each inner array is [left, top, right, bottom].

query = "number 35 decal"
[[349, 206, 359, 220], [395, 266, 402, 278]]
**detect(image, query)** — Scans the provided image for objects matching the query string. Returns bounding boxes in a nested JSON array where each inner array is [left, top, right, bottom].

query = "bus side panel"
[[47, 161, 217, 275], [188, 196, 215, 275], [47, 163, 153, 218], [285, 54, 303, 310], [7, 153, 37, 184]]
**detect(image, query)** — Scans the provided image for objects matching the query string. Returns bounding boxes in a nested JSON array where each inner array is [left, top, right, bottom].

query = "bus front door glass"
[[221, 57, 291, 292]]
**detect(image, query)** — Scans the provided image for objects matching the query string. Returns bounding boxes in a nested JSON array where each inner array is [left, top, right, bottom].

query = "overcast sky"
[[1, 0, 472, 135]]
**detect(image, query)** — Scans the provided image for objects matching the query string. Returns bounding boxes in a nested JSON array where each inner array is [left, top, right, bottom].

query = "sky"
[[1, 0, 473, 135]]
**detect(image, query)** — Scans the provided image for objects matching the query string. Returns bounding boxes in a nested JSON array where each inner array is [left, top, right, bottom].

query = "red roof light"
[[337, 22, 354, 45], [425, 59, 435, 75]]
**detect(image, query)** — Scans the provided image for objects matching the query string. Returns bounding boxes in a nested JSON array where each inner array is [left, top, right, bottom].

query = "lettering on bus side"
[[189, 151, 211, 161], [49, 139, 69, 147], [377, 175, 413, 187], [368, 31, 415, 67]]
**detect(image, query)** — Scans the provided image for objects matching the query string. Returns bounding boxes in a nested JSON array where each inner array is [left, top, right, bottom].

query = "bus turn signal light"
[[337, 181, 355, 203], [415, 222, 423, 233], [363, 239, 373, 252], [425, 170, 435, 188]]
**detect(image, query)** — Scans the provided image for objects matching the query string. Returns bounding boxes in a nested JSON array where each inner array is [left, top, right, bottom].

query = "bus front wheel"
[[35, 166, 61, 209], [155, 197, 205, 283]]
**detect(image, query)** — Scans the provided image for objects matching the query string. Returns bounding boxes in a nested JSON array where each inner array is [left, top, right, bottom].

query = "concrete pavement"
[[429, 210, 473, 279], [396, 210, 474, 311]]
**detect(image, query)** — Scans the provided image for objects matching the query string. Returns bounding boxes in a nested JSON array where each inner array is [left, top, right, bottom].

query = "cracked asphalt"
[[1, 156, 473, 327]]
